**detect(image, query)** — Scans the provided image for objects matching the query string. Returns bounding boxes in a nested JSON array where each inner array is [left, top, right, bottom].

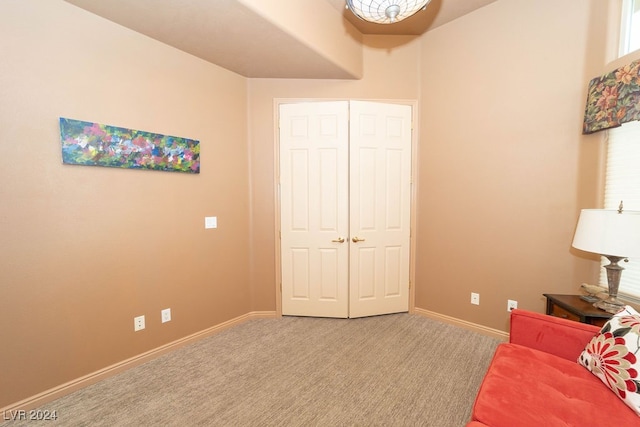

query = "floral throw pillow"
[[578, 305, 640, 416]]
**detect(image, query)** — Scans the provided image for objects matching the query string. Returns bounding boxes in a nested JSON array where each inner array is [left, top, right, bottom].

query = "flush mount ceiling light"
[[346, 0, 432, 24]]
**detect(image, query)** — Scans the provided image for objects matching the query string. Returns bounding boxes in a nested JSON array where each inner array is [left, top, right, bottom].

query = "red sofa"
[[467, 309, 640, 426]]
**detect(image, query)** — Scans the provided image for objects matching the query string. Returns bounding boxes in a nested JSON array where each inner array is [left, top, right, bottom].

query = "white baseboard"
[[413, 308, 509, 341], [2, 311, 278, 413]]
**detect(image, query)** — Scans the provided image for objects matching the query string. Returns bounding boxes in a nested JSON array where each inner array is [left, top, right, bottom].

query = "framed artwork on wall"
[[59, 118, 200, 173]]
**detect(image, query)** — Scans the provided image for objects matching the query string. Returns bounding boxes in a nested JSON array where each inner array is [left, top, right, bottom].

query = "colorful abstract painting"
[[59, 118, 200, 173]]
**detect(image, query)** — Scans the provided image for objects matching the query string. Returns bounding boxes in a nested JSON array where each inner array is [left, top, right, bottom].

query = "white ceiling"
[[63, 0, 497, 79]]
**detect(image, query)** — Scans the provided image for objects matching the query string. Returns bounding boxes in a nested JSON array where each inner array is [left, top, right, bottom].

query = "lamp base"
[[594, 297, 625, 314], [593, 255, 627, 314]]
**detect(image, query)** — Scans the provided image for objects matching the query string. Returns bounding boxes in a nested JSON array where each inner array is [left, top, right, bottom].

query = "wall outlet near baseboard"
[[134, 315, 145, 331], [507, 300, 518, 312], [161, 308, 171, 323], [471, 292, 480, 305]]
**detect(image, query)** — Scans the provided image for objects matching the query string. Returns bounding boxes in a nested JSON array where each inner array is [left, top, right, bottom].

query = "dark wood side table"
[[543, 294, 612, 327]]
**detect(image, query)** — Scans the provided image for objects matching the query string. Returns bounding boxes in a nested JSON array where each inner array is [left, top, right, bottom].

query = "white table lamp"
[[572, 202, 640, 313]]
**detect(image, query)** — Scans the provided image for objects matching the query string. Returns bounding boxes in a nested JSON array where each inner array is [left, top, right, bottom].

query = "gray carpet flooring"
[[2, 314, 500, 427]]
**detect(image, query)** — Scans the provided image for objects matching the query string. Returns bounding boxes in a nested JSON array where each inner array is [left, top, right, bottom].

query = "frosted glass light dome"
[[346, 0, 432, 24]]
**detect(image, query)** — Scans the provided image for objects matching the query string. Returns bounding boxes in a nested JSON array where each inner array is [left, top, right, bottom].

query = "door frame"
[[273, 98, 419, 317]]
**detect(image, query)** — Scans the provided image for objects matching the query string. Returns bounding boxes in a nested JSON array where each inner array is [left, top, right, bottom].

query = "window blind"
[[604, 120, 640, 298]]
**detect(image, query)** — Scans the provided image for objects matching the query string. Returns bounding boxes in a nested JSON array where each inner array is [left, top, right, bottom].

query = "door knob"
[[331, 237, 345, 243], [352, 236, 365, 243]]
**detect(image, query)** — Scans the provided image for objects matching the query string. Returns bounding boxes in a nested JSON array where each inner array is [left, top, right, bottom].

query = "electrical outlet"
[[161, 308, 171, 323], [507, 300, 518, 312], [134, 315, 145, 331], [471, 292, 480, 305]]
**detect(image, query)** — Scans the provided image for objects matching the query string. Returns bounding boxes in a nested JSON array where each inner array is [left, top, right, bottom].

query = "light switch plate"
[[205, 216, 217, 229]]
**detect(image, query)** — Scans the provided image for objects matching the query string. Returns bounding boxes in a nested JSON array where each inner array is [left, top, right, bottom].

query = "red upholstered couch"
[[467, 309, 640, 426]]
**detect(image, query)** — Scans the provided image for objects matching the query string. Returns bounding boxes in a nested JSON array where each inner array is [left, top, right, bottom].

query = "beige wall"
[[414, 0, 612, 329], [0, 0, 620, 411], [0, 1, 250, 407]]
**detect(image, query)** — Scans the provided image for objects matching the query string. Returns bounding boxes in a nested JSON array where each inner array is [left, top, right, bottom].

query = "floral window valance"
[[583, 59, 640, 134]]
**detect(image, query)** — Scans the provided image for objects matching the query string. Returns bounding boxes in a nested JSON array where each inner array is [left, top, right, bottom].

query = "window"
[[601, 2, 640, 299], [620, 0, 640, 56], [603, 122, 640, 299]]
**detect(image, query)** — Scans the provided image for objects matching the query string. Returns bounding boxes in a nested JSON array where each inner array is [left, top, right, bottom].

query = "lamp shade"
[[346, 0, 432, 24], [572, 209, 640, 257]]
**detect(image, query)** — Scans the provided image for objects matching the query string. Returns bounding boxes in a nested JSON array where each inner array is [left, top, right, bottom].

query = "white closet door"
[[348, 101, 412, 318], [280, 101, 350, 318], [280, 100, 412, 318]]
